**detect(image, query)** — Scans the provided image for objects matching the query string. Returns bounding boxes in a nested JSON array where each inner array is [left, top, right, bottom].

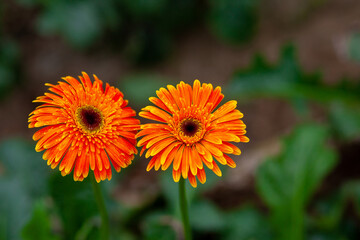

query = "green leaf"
[[310, 191, 346, 230], [223, 207, 273, 240], [0, 40, 19, 99], [37, 1, 102, 49], [21, 202, 59, 240], [227, 45, 360, 104], [0, 138, 49, 196], [342, 181, 360, 217], [307, 180, 360, 240], [208, 0, 259, 44], [119, 74, 169, 107], [0, 138, 49, 240], [329, 102, 360, 140], [142, 211, 176, 240], [49, 173, 98, 239], [159, 170, 196, 214], [0, 179, 32, 240], [120, 0, 196, 65], [190, 200, 225, 232], [256, 124, 338, 240], [348, 32, 360, 62], [124, 28, 172, 65], [122, 0, 167, 19]]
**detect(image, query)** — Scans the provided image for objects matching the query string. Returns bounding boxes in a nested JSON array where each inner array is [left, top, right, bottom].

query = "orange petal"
[[224, 154, 236, 168], [189, 148, 198, 176], [197, 168, 206, 184], [191, 146, 203, 169], [211, 161, 222, 177], [161, 145, 180, 171], [181, 147, 190, 179], [160, 142, 181, 164], [149, 97, 171, 113], [172, 168, 181, 182], [147, 157, 157, 171], [202, 140, 224, 157], [188, 172, 197, 188], [173, 145, 184, 171]]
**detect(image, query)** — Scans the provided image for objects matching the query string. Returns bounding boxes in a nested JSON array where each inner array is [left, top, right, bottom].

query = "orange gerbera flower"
[[28, 72, 139, 182], [137, 80, 249, 187]]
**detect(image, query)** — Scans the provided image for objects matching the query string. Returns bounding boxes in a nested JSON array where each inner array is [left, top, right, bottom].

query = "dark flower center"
[[76, 106, 103, 133], [181, 119, 200, 137]]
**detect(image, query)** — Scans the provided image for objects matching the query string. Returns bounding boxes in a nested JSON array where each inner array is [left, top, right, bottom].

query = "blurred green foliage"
[[15, 0, 258, 65], [227, 45, 359, 104], [21, 202, 59, 240], [348, 32, 360, 63], [1, 0, 360, 238], [227, 45, 360, 141], [257, 124, 338, 240], [37, 1, 105, 49], [49, 174, 98, 239], [208, 0, 259, 44], [0, 40, 20, 100], [142, 212, 176, 240], [118, 74, 169, 107], [222, 207, 273, 240], [0, 138, 49, 240]]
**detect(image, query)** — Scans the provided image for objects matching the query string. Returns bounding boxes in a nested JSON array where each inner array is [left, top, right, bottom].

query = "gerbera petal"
[[212, 100, 237, 120], [240, 136, 250, 143], [188, 172, 197, 188], [189, 148, 198, 176], [203, 134, 222, 145], [200, 153, 214, 170], [74, 147, 87, 177], [161, 144, 180, 171], [149, 137, 176, 157], [157, 87, 179, 111], [208, 86, 224, 111], [146, 156, 157, 171], [197, 168, 206, 184], [198, 83, 213, 109], [191, 146, 203, 169], [201, 140, 223, 157], [149, 97, 171, 113], [141, 106, 171, 122], [160, 142, 181, 164], [181, 147, 190, 179], [216, 110, 244, 123], [59, 147, 78, 174], [192, 80, 201, 106], [211, 161, 222, 177], [173, 168, 181, 182], [224, 154, 236, 168], [216, 143, 235, 154], [222, 142, 241, 155], [173, 145, 184, 171]]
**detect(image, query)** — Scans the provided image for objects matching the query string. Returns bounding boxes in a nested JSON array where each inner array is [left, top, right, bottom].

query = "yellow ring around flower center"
[[176, 118, 204, 145], [75, 105, 104, 134]]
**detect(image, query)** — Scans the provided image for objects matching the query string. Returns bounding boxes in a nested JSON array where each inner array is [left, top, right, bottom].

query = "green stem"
[[91, 175, 109, 240], [179, 177, 192, 240]]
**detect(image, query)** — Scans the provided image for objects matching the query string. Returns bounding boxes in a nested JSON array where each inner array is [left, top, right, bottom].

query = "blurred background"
[[1, 0, 360, 239]]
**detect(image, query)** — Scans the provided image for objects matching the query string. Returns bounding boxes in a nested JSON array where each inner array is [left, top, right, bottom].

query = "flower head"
[[137, 80, 249, 187], [29, 72, 139, 182]]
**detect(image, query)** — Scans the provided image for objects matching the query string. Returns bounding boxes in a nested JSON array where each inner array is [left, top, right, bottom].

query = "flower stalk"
[[179, 177, 192, 240], [91, 175, 109, 240]]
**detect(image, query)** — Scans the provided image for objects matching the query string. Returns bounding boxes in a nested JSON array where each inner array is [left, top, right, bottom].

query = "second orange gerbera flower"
[[137, 80, 249, 187]]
